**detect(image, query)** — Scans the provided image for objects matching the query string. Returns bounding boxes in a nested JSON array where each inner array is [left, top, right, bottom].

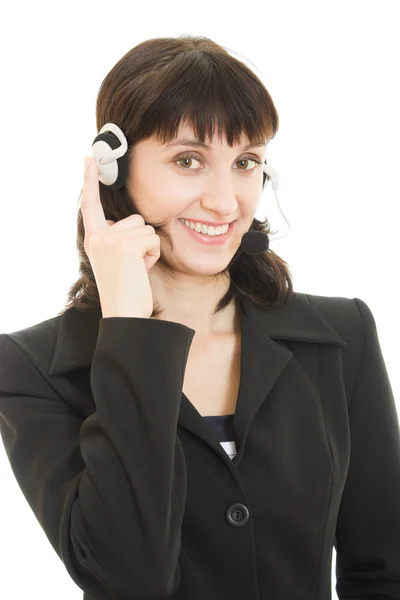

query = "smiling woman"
[[59, 34, 295, 319], [2, 32, 400, 600]]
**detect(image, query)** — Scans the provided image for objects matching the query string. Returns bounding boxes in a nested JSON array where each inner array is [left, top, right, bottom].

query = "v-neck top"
[[202, 414, 238, 460]]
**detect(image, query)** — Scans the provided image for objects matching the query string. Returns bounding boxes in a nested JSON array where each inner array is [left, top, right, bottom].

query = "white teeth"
[[179, 219, 229, 236]]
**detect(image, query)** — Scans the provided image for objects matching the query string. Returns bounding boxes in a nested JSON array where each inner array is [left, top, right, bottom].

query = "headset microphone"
[[91, 123, 281, 257], [240, 230, 270, 255]]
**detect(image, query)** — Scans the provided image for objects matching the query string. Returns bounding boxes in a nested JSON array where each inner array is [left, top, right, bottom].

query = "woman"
[[0, 35, 399, 600]]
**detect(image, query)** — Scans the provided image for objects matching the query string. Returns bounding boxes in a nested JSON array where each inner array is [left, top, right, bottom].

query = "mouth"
[[177, 219, 236, 246]]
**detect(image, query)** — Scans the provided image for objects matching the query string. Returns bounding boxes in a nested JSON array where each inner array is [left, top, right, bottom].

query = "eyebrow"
[[163, 138, 267, 152]]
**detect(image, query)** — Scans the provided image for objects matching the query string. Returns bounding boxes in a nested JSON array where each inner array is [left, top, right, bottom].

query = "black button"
[[226, 503, 250, 527]]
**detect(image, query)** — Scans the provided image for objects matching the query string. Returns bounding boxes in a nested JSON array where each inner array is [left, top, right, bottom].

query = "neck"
[[148, 268, 239, 337]]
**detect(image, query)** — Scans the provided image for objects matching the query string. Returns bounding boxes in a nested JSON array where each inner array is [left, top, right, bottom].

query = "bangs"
[[132, 50, 278, 148]]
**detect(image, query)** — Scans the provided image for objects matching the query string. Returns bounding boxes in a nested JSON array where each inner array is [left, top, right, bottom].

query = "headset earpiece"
[[91, 123, 129, 190]]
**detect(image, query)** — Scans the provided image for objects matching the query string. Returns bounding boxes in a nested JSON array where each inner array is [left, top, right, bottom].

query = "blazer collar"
[[48, 292, 345, 377], [48, 293, 346, 466]]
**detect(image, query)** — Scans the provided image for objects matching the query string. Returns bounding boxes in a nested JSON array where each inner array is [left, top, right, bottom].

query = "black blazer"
[[0, 292, 399, 600]]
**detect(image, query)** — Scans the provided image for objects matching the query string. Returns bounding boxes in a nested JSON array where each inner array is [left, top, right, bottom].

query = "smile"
[[178, 218, 235, 246]]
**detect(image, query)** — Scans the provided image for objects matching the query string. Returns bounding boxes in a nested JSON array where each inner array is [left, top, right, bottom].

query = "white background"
[[0, 1, 399, 598]]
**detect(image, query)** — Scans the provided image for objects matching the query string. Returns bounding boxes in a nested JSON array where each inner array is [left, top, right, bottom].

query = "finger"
[[80, 157, 107, 240]]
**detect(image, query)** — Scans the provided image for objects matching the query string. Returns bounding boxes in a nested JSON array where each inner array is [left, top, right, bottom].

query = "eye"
[[175, 152, 263, 172]]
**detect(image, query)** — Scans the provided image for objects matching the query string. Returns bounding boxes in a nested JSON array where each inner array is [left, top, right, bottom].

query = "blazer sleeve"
[[335, 298, 400, 599], [0, 317, 195, 600]]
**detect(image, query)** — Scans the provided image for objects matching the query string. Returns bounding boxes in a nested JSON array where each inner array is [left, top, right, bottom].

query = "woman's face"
[[126, 122, 267, 276]]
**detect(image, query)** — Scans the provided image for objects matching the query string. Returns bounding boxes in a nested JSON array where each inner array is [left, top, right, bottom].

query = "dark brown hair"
[[57, 35, 295, 318]]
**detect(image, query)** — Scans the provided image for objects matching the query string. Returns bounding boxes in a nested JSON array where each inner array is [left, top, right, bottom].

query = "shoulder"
[[0, 313, 61, 358], [299, 292, 376, 337]]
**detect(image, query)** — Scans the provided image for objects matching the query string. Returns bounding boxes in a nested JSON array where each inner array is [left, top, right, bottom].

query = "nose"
[[200, 179, 238, 219]]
